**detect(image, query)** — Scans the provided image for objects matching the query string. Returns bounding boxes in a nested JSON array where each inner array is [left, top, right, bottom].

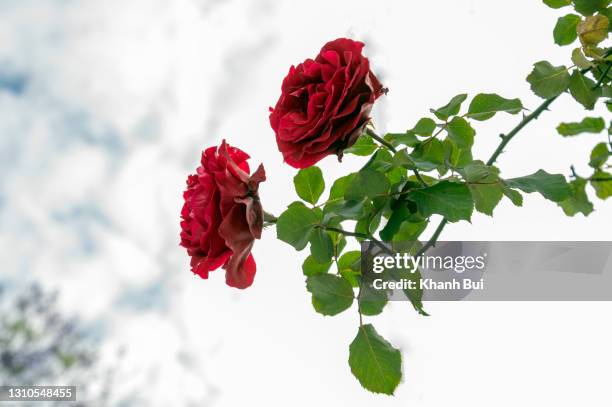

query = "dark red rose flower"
[[269, 38, 384, 169], [180, 140, 266, 289]]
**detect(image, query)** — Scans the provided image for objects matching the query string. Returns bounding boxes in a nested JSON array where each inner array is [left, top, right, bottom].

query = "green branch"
[[419, 55, 612, 255], [412, 168, 429, 187], [593, 61, 611, 89], [486, 96, 558, 166], [365, 127, 396, 153], [415, 218, 448, 257]]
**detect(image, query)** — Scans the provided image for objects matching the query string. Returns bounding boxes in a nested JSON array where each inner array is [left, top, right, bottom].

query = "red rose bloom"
[[269, 38, 384, 169], [180, 140, 266, 289]]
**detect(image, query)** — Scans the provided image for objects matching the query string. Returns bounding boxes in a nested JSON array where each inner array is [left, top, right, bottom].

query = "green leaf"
[[379, 203, 412, 241], [407, 181, 474, 222], [410, 118, 437, 136], [469, 184, 503, 216], [355, 211, 383, 241], [330, 232, 347, 256], [294, 166, 325, 204], [338, 251, 361, 272], [276, 202, 320, 250], [557, 117, 605, 135], [329, 173, 357, 200], [392, 220, 428, 242], [324, 175, 364, 222], [573, 0, 610, 16], [346, 135, 378, 156], [401, 139, 446, 171], [505, 170, 571, 202], [571, 47, 594, 69], [501, 184, 524, 206], [568, 70, 599, 109], [558, 178, 594, 215], [589, 142, 610, 167], [302, 255, 332, 276], [446, 116, 475, 149], [359, 281, 388, 316], [590, 170, 612, 198], [349, 324, 402, 395], [602, 7, 612, 31], [385, 265, 427, 315], [554, 14, 582, 45], [363, 149, 394, 173], [345, 170, 390, 201], [583, 45, 607, 58], [384, 131, 420, 147], [337, 251, 361, 287], [431, 94, 468, 121], [459, 160, 500, 182], [543, 0, 571, 8], [443, 138, 473, 168], [340, 271, 360, 288], [459, 161, 503, 216], [306, 274, 354, 316], [386, 166, 407, 185], [310, 229, 334, 263], [577, 14, 610, 45], [324, 199, 368, 222], [526, 61, 571, 99], [467, 93, 523, 121]]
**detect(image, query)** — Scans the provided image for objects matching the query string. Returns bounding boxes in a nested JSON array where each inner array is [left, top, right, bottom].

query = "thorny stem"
[[422, 94, 560, 254], [420, 56, 612, 254], [570, 165, 579, 178], [486, 96, 558, 166]]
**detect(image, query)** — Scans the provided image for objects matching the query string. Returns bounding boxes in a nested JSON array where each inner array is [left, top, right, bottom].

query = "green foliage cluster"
[[275, 0, 611, 395], [542, 0, 612, 213]]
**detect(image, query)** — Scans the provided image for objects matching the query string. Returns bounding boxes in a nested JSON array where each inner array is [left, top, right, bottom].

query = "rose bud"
[[269, 38, 384, 169], [180, 140, 266, 289]]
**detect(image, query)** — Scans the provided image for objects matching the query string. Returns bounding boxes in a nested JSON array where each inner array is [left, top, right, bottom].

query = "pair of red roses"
[[180, 38, 384, 288]]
